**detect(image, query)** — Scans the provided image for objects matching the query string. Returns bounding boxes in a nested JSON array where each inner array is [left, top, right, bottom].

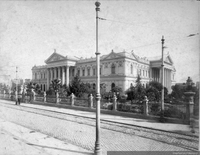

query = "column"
[[58, 67, 61, 80], [62, 67, 65, 85], [47, 69, 50, 90], [149, 68, 152, 80], [50, 68, 53, 84], [54, 68, 57, 80], [159, 68, 162, 83], [66, 66, 69, 86]]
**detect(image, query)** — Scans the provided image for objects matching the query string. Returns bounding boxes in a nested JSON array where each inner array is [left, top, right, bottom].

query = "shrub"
[[150, 102, 160, 115]]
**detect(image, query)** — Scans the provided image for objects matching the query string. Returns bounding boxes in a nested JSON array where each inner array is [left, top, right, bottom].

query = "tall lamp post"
[[16, 66, 18, 104], [94, 1, 101, 155], [160, 36, 165, 122]]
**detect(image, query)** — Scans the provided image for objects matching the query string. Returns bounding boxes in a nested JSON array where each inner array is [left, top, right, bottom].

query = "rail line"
[[0, 101, 198, 151]]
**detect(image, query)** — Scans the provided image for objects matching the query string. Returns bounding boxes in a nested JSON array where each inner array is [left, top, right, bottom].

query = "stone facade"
[[32, 50, 176, 93]]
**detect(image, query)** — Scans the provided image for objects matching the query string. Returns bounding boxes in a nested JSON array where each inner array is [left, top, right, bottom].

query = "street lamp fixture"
[[94, 1, 101, 155]]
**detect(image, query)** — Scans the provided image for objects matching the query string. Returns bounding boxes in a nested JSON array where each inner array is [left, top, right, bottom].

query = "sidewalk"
[[0, 118, 93, 155], [1, 99, 199, 136]]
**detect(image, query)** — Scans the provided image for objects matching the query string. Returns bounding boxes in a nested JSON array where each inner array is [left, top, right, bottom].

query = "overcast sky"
[[0, 0, 199, 84]]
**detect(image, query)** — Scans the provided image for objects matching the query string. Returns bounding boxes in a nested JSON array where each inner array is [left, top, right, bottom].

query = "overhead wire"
[[97, 16, 199, 51]]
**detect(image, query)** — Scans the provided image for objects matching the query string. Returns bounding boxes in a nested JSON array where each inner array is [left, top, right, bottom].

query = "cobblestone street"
[[0, 101, 197, 155]]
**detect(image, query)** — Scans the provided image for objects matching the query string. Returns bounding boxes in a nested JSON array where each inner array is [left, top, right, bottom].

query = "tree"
[[126, 75, 146, 102], [171, 84, 185, 101], [146, 81, 168, 102], [26, 82, 41, 94], [50, 79, 61, 94], [69, 75, 85, 97], [59, 84, 70, 97], [136, 74, 141, 86], [0, 83, 10, 93]]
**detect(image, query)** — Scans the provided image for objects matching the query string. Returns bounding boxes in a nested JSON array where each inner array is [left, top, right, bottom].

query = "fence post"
[[8, 91, 11, 100], [43, 91, 46, 102], [3, 90, 5, 98], [143, 96, 149, 116], [56, 91, 59, 104], [70, 93, 75, 106], [32, 89, 35, 102], [113, 92, 117, 111], [89, 94, 93, 108], [184, 92, 195, 126]]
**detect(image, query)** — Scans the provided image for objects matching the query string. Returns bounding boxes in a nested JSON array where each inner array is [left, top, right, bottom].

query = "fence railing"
[[0, 91, 195, 124]]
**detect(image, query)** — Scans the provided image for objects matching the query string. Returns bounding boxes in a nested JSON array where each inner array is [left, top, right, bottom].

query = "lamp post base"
[[159, 112, 166, 123], [94, 142, 101, 155]]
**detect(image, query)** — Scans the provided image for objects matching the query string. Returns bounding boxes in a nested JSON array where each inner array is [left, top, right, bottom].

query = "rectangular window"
[[78, 70, 80, 76]]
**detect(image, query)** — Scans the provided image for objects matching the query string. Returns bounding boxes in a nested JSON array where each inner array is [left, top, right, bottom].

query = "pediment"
[[45, 53, 66, 64], [103, 51, 121, 60], [130, 52, 138, 60]]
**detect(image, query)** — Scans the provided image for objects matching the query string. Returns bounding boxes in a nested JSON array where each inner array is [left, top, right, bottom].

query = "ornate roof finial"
[[54, 49, 56, 53]]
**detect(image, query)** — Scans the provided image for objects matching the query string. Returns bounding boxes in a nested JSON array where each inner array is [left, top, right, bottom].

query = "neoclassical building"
[[32, 50, 176, 93]]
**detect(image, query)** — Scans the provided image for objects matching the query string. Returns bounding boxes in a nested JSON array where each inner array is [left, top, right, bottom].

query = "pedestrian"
[[15, 91, 18, 105], [18, 93, 22, 105]]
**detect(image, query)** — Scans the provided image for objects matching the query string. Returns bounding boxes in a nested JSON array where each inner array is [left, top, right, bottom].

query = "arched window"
[[87, 68, 90, 76], [35, 73, 37, 79], [111, 64, 115, 74], [77, 69, 80, 76]]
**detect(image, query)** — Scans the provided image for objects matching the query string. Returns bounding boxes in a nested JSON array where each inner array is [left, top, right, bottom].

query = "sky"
[[0, 0, 199, 85]]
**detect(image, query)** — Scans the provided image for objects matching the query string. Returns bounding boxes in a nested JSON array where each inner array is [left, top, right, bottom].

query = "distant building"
[[32, 50, 176, 92], [11, 78, 24, 90], [24, 79, 31, 85]]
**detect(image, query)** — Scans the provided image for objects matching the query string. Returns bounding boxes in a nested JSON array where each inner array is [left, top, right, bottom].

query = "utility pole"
[[160, 36, 165, 122], [94, 1, 101, 155], [16, 66, 18, 104]]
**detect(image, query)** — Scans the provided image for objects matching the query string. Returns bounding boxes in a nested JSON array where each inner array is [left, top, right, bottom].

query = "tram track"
[[0, 101, 198, 151]]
